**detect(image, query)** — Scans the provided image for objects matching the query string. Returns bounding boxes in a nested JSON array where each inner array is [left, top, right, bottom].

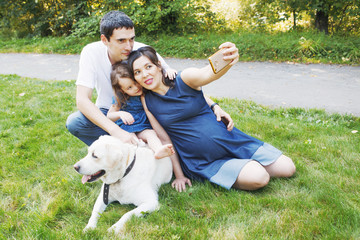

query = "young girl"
[[107, 62, 175, 159]]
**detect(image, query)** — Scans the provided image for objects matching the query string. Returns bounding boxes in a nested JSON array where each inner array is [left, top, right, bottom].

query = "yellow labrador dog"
[[74, 135, 172, 234]]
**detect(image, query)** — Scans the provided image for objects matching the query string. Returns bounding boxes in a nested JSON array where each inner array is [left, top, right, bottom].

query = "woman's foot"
[[154, 144, 175, 159]]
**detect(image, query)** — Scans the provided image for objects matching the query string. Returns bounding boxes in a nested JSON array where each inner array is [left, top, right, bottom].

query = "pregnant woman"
[[128, 43, 296, 191]]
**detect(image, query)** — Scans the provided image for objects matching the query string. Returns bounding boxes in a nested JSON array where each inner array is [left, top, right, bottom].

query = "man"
[[66, 10, 234, 147]]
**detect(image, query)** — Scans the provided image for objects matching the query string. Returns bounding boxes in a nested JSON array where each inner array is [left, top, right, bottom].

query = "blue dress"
[[145, 74, 282, 189], [113, 96, 152, 133]]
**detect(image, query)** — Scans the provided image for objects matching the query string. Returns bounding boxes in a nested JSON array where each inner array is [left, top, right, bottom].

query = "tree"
[[307, 0, 360, 34], [282, 0, 307, 29]]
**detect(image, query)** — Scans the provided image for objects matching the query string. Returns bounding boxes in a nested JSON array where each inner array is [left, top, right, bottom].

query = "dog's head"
[[74, 135, 135, 184]]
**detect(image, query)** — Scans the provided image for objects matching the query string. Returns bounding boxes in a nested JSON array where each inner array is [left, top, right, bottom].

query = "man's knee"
[[66, 112, 80, 135]]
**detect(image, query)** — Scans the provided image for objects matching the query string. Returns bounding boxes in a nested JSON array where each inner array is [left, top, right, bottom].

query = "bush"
[[0, 0, 91, 37], [69, 14, 102, 39], [1, 0, 224, 38], [103, 0, 223, 36]]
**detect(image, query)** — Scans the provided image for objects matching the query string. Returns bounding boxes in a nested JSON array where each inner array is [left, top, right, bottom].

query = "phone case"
[[208, 49, 231, 74]]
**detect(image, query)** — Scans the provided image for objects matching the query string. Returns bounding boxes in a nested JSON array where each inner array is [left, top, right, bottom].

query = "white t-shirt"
[[76, 41, 170, 109]]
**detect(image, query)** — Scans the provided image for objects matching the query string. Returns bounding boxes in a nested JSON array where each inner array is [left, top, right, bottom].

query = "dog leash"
[[103, 152, 137, 205]]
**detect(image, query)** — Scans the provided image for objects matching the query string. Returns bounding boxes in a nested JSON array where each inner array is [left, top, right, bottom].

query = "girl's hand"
[[165, 68, 178, 80], [171, 177, 192, 192], [119, 111, 135, 125]]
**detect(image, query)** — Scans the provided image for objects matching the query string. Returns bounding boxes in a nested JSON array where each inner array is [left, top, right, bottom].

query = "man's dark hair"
[[100, 11, 134, 41]]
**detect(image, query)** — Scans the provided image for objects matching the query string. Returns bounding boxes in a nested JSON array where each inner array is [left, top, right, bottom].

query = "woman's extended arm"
[[141, 96, 192, 192], [181, 42, 239, 90]]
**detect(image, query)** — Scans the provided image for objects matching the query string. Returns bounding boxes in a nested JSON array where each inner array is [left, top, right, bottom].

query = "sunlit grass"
[[1, 75, 359, 239], [1, 31, 359, 65]]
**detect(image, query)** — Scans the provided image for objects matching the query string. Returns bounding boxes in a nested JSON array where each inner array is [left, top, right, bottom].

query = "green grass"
[[1, 31, 359, 65], [1, 74, 360, 239]]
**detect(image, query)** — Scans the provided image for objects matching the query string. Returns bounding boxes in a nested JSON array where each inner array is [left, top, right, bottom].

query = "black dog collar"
[[103, 153, 136, 205]]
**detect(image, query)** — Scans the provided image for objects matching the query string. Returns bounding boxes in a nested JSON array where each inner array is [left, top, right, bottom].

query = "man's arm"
[[76, 85, 137, 144]]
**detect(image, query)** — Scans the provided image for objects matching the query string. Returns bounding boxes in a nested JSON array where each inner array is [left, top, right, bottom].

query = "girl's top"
[[113, 96, 152, 133]]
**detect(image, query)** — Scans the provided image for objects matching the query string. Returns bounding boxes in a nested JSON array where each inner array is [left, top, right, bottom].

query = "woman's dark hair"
[[110, 62, 133, 108], [100, 11, 134, 41], [128, 46, 175, 88]]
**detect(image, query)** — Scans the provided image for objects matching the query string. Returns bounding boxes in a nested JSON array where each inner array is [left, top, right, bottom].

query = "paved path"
[[1, 53, 359, 116]]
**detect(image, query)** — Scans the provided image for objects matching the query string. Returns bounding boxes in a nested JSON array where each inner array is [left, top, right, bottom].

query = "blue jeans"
[[66, 108, 109, 146]]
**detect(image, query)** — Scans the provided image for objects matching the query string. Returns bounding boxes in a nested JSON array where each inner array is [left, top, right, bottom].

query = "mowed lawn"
[[1, 74, 359, 239]]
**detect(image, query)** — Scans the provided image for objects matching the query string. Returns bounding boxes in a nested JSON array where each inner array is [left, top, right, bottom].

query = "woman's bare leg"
[[137, 129, 174, 159], [232, 161, 270, 190], [264, 155, 296, 177]]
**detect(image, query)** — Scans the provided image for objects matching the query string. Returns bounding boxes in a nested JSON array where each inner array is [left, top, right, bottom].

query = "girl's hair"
[[110, 62, 133, 108], [128, 46, 175, 88]]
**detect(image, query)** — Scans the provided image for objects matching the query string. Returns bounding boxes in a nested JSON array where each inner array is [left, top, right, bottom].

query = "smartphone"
[[208, 48, 231, 74]]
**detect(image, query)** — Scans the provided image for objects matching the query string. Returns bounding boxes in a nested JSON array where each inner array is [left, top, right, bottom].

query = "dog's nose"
[[74, 165, 80, 172]]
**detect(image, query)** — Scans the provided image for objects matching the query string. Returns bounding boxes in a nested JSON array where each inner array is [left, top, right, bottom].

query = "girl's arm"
[[107, 104, 121, 122], [141, 96, 192, 192], [107, 104, 135, 125], [181, 42, 239, 90]]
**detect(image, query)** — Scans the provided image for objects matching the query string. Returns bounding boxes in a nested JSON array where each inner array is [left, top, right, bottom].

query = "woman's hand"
[[171, 176, 192, 192], [165, 68, 178, 80], [119, 111, 135, 125], [219, 42, 239, 66], [213, 104, 234, 131]]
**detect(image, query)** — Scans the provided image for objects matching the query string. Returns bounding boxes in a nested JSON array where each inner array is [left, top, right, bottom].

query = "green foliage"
[[98, 0, 222, 36], [1, 75, 360, 239], [0, 0, 91, 37], [1, 0, 360, 38], [0, 0, 221, 38], [239, 0, 360, 34], [68, 13, 102, 39], [305, 0, 360, 33]]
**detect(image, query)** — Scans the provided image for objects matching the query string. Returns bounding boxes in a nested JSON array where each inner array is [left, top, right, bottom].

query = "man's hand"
[[164, 68, 177, 80], [109, 126, 139, 145], [213, 104, 234, 131], [171, 176, 192, 192]]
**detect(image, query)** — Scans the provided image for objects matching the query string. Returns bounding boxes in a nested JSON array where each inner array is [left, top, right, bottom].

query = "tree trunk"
[[315, 9, 329, 34]]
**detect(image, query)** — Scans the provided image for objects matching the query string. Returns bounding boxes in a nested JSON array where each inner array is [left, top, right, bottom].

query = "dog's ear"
[[105, 142, 125, 169]]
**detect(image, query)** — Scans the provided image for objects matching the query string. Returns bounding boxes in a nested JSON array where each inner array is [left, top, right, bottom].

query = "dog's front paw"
[[83, 224, 96, 233], [107, 224, 124, 235]]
